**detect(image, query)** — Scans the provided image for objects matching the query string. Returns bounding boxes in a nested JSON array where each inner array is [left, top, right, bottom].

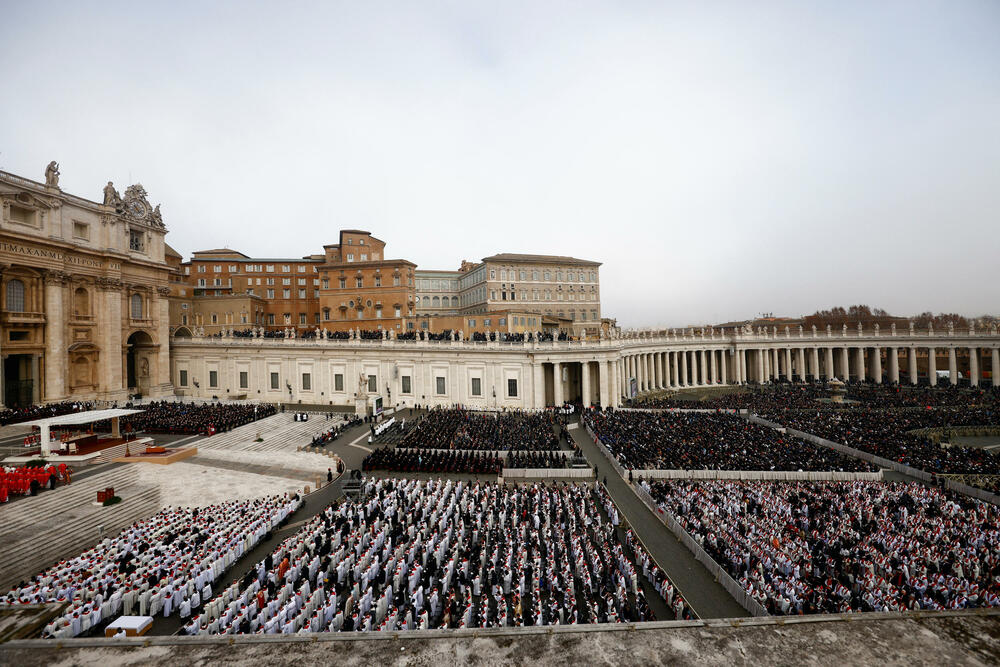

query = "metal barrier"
[[632, 482, 768, 617], [632, 469, 882, 481]]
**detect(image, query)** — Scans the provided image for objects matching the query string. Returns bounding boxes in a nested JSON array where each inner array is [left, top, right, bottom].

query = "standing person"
[[327, 469, 333, 483]]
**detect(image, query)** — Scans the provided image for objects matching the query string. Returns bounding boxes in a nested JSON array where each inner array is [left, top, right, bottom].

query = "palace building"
[[0, 164, 173, 406]]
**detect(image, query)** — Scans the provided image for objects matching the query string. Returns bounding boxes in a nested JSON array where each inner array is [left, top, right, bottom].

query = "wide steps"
[[0, 484, 161, 591], [0, 467, 140, 540]]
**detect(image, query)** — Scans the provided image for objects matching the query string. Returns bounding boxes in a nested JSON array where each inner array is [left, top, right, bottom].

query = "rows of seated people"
[[645, 480, 1000, 615], [0, 401, 95, 426], [583, 408, 874, 472], [91, 401, 277, 435], [634, 383, 1000, 411], [181, 478, 688, 635], [2, 493, 301, 638], [362, 448, 503, 475], [760, 407, 1000, 483], [398, 409, 560, 452], [0, 463, 70, 502]]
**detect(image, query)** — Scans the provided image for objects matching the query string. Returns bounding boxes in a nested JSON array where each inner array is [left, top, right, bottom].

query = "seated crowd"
[[583, 409, 874, 472], [362, 448, 503, 475], [762, 407, 1000, 481], [182, 478, 687, 635], [2, 494, 301, 638], [634, 383, 1000, 412], [645, 480, 1000, 615], [398, 410, 560, 452], [0, 401, 95, 426], [0, 463, 70, 502], [94, 402, 277, 435]]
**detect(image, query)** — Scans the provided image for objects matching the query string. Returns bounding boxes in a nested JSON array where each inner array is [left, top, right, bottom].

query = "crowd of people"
[[2, 494, 301, 638], [583, 409, 874, 472], [94, 402, 277, 436], [634, 384, 1000, 412], [398, 410, 560, 452], [645, 479, 1000, 615], [363, 448, 503, 475], [0, 401, 95, 426], [182, 478, 687, 636], [763, 407, 1000, 480]]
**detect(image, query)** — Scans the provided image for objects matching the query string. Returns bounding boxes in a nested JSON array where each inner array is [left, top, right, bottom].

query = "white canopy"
[[21, 408, 145, 456], [20, 408, 144, 429]]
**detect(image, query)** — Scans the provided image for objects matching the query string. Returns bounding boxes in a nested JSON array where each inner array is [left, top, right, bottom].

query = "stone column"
[[598, 359, 609, 407], [888, 347, 899, 384], [811, 347, 820, 381], [871, 347, 882, 384], [657, 352, 665, 389], [992, 348, 999, 389], [969, 347, 979, 387], [155, 287, 172, 396], [840, 347, 850, 381], [680, 350, 688, 386], [928, 347, 937, 386], [533, 362, 545, 409], [948, 348, 958, 385], [699, 350, 707, 386], [553, 361, 563, 406], [720, 349, 728, 385], [30, 354, 40, 403], [640, 354, 648, 392], [854, 347, 865, 382], [581, 361, 591, 406], [43, 271, 67, 401], [756, 349, 764, 383], [707, 350, 715, 384], [672, 352, 679, 388], [908, 348, 918, 385], [99, 280, 125, 400], [646, 354, 654, 391], [782, 348, 791, 381]]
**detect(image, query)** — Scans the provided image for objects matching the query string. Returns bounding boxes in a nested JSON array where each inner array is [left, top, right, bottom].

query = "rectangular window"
[[394, 306, 401, 318], [129, 230, 144, 252], [322, 279, 330, 289], [334, 373, 344, 391], [208, 370, 218, 388], [507, 378, 518, 397], [298, 289, 306, 299], [266, 289, 275, 299], [213, 265, 221, 273], [298, 265, 306, 272], [282, 278, 291, 286], [297, 278, 306, 286], [339, 278, 346, 289], [401, 375, 412, 394], [299, 313, 306, 325], [266, 265, 275, 272], [374, 276, 381, 287], [283, 289, 290, 299], [230, 265, 238, 272], [179, 370, 188, 386], [301, 373, 311, 390], [198, 265, 206, 273], [267, 313, 275, 325], [282, 265, 290, 273], [361, 254, 368, 261], [435, 376, 446, 395], [471, 377, 482, 396], [347, 254, 354, 262], [239, 371, 248, 389], [368, 374, 377, 393], [72, 221, 89, 240], [356, 277, 363, 288], [393, 275, 400, 286], [270, 372, 279, 390]]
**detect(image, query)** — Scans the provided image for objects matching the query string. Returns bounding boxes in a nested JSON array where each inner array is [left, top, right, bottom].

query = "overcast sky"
[[2, 1, 998, 327]]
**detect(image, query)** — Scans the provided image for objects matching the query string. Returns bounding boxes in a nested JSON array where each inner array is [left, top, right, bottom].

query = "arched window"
[[130, 293, 143, 319], [451, 296, 458, 307], [73, 287, 89, 316], [5, 279, 25, 312], [432, 296, 440, 308], [422, 296, 430, 306]]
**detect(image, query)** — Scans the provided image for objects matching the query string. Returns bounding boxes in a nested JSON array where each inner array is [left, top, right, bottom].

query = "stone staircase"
[[0, 467, 162, 591]]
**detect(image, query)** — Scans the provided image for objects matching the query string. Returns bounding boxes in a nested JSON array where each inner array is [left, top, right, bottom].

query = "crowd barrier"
[[747, 415, 1000, 507], [618, 408, 742, 415], [503, 467, 593, 479], [632, 469, 882, 481], [632, 482, 768, 617]]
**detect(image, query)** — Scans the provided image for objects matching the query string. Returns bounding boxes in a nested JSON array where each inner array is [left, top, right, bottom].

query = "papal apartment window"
[[401, 375, 412, 394], [266, 289, 275, 299], [270, 372, 279, 389], [213, 265, 221, 273], [282, 265, 290, 272], [283, 289, 290, 299], [198, 265, 206, 273], [471, 377, 482, 396], [266, 265, 274, 272], [298, 289, 306, 299], [435, 376, 446, 395]]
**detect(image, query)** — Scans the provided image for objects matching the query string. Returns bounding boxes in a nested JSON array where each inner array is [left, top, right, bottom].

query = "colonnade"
[[616, 343, 1000, 401]]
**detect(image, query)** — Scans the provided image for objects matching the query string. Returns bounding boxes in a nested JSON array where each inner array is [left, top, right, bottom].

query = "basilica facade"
[[0, 164, 173, 406]]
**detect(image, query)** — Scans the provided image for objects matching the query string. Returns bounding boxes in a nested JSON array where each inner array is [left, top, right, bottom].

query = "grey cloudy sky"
[[2, 1, 998, 327]]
